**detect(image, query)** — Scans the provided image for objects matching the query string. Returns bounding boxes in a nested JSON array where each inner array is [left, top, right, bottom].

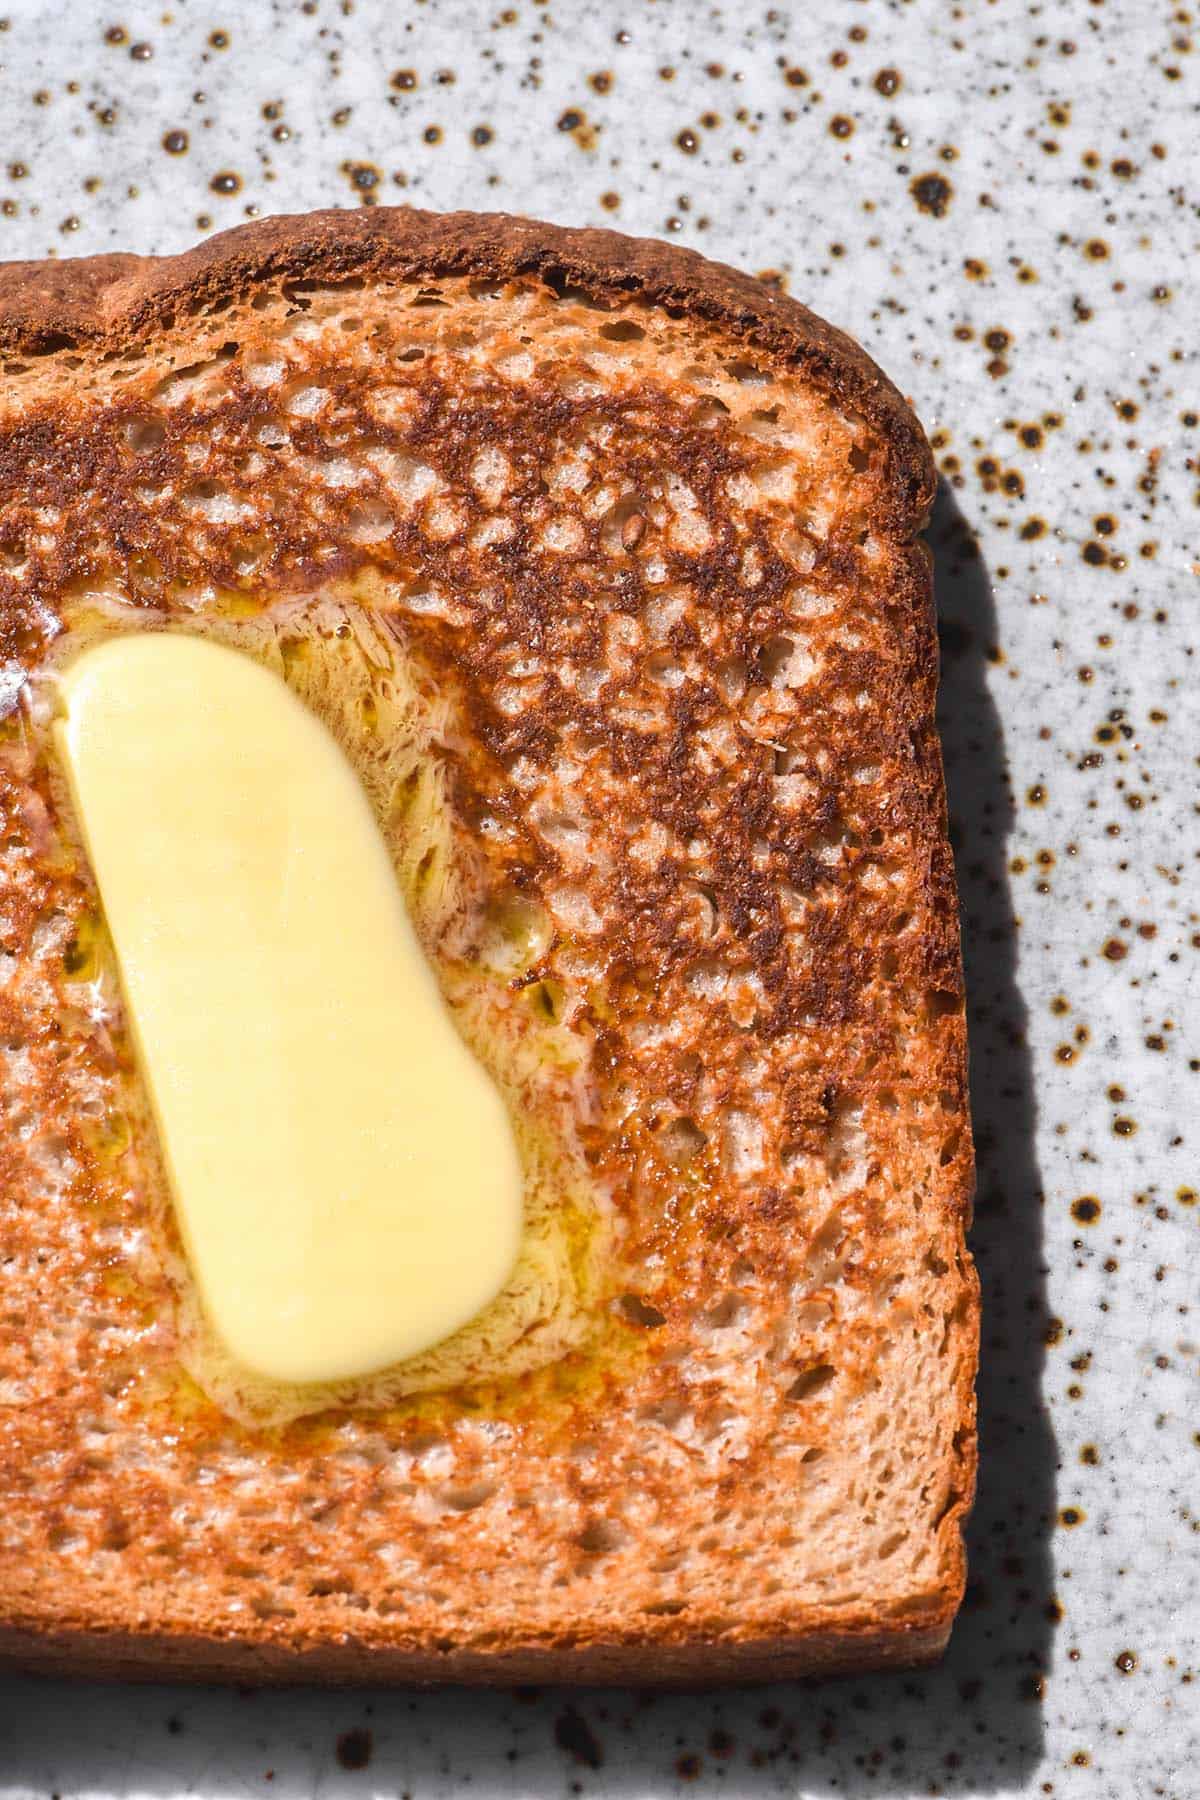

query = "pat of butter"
[[55, 633, 523, 1385]]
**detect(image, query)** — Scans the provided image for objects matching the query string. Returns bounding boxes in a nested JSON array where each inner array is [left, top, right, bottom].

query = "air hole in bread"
[[702, 1292, 744, 1330], [803, 1210, 846, 1283], [645, 651, 684, 688], [786, 1364, 836, 1403], [346, 498, 394, 543], [230, 533, 273, 575], [123, 417, 165, 453], [600, 493, 648, 556], [654, 1115, 707, 1168], [693, 394, 731, 425], [307, 1574, 357, 1599], [439, 1481, 497, 1513], [652, 1550, 689, 1574], [759, 634, 819, 689], [27, 331, 77, 357], [181, 480, 243, 525], [535, 268, 580, 302], [153, 350, 237, 405], [638, 1395, 688, 1428], [288, 277, 367, 303], [227, 1560, 264, 1581], [576, 1516, 626, 1555], [938, 1131, 962, 1167], [715, 655, 747, 704], [723, 359, 771, 385], [531, 810, 588, 863], [680, 883, 719, 939], [251, 1596, 298, 1620], [779, 528, 818, 574], [618, 1294, 666, 1329], [526, 978, 566, 1023], [598, 318, 646, 343]]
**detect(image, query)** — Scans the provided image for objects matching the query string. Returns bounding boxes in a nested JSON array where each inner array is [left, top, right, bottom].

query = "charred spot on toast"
[[0, 220, 974, 1647]]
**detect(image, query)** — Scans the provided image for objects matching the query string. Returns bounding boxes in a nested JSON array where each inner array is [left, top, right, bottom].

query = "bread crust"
[[0, 209, 975, 1686], [0, 1614, 952, 1686], [0, 208, 935, 530]]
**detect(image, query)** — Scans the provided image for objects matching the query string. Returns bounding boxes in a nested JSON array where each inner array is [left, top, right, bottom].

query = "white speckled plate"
[[0, 1, 1196, 1795]]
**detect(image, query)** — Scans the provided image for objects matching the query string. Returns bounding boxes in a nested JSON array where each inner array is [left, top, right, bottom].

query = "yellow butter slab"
[[56, 633, 523, 1384]]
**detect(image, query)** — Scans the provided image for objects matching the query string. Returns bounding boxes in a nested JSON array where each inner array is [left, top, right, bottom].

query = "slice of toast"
[[0, 208, 977, 1684]]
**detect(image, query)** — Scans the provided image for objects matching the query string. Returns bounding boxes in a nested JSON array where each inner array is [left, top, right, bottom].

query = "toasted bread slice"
[[0, 209, 977, 1684]]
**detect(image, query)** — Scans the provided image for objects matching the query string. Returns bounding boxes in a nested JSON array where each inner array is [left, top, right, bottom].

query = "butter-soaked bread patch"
[[0, 228, 975, 1669], [25, 593, 608, 1428]]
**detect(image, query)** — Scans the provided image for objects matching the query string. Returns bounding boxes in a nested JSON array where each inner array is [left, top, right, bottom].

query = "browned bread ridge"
[[0, 207, 977, 1684]]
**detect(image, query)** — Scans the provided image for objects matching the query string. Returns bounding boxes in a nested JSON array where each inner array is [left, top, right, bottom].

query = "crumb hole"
[[618, 1293, 667, 1329], [786, 1363, 836, 1403], [123, 417, 165, 453], [439, 1482, 497, 1513], [577, 1517, 626, 1554]]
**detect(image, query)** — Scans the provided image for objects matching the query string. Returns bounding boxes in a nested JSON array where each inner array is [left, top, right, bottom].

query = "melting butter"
[[55, 633, 523, 1385]]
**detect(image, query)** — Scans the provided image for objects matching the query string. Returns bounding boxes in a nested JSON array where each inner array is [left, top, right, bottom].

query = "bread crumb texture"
[[0, 212, 976, 1674]]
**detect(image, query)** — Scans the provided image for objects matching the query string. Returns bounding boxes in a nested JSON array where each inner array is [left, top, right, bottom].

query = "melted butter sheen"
[[55, 633, 523, 1385]]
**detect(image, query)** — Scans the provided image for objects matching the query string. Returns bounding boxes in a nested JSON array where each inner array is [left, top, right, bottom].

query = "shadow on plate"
[[0, 486, 1058, 1798]]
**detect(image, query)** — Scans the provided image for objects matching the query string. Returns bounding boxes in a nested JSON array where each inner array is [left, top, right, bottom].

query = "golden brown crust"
[[0, 1613, 954, 1687], [0, 208, 935, 532], [0, 208, 974, 1685]]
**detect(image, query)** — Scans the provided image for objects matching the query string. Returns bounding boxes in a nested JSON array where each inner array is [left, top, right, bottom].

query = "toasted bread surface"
[[0, 208, 977, 1682]]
